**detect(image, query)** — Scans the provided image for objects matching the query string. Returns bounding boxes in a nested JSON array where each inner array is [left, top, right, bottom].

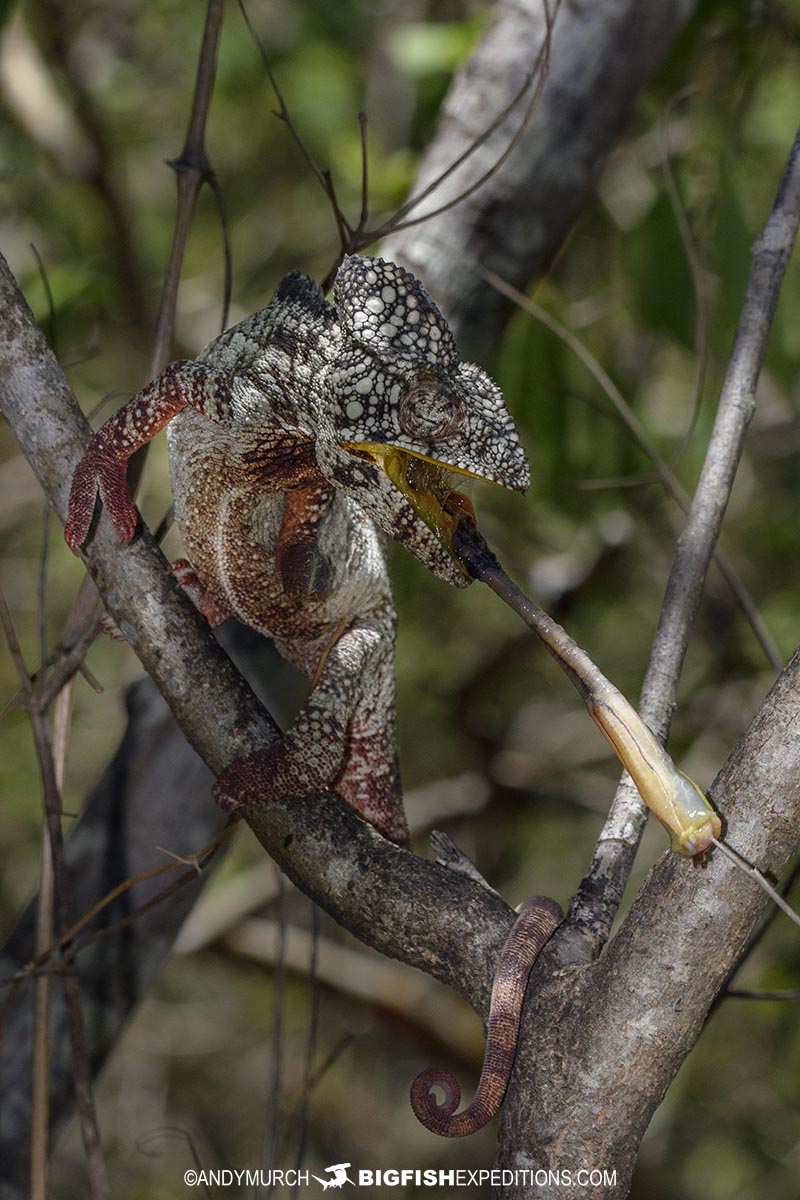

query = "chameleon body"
[[65, 255, 529, 845]]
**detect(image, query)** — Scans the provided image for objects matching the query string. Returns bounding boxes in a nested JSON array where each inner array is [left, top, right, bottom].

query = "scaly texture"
[[410, 895, 563, 1136], [65, 256, 528, 844]]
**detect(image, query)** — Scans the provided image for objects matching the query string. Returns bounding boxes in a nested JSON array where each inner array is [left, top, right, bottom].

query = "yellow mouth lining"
[[344, 442, 480, 560]]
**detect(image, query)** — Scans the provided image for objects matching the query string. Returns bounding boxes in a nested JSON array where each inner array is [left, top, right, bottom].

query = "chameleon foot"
[[170, 559, 231, 628]]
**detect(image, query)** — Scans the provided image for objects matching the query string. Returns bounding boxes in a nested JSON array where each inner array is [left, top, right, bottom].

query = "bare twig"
[[239, 0, 556, 282], [126, 0, 227, 502], [726, 988, 800, 1001], [366, 1, 557, 238], [291, 904, 319, 1198], [150, 0, 226, 379], [30, 681, 73, 1200], [0, 588, 110, 1200], [712, 838, 800, 932], [661, 87, 709, 467], [263, 868, 288, 1196], [0, 821, 237, 1027]]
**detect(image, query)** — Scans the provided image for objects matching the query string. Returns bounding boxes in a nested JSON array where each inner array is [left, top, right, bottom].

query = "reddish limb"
[[65, 361, 231, 548], [170, 559, 231, 628], [213, 607, 408, 844]]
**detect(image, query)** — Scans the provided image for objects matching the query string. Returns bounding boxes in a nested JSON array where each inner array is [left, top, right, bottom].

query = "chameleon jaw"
[[344, 442, 483, 571]]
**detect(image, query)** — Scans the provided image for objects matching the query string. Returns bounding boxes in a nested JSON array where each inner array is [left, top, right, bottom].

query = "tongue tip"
[[447, 491, 476, 520]]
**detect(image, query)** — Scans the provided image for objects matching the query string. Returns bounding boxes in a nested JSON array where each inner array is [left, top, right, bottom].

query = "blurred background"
[[1, 0, 800, 1196]]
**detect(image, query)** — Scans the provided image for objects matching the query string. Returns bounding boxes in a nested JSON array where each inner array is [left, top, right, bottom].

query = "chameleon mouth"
[[344, 442, 480, 566]]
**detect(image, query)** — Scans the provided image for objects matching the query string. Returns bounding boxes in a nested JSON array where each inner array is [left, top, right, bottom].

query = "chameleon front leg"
[[213, 606, 409, 845], [65, 361, 232, 547]]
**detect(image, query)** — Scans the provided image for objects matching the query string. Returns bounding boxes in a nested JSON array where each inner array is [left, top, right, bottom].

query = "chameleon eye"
[[397, 375, 465, 443]]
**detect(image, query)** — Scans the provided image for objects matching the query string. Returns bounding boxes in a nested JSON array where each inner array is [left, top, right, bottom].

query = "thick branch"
[[496, 645, 800, 1197], [383, 0, 698, 361]]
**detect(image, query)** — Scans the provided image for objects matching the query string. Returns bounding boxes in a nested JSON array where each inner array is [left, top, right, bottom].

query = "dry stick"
[[711, 838, 800, 932], [451, 525, 800, 938], [452, 521, 720, 856], [480, 270, 782, 673], [0, 821, 237, 1028], [366, 0, 558, 239], [240, 0, 555, 272], [149, 0, 225, 380], [29, 686, 72, 1200], [291, 904, 320, 1200], [127, 0, 226, 501], [661, 87, 708, 468], [0, 590, 110, 1200], [569, 123, 800, 951], [263, 868, 288, 1199], [714, 853, 800, 1011], [31, 496, 53, 1200]]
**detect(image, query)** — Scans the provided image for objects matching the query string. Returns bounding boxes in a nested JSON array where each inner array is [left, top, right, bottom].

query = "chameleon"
[[65, 254, 530, 847], [65, 253, 563, 1137]]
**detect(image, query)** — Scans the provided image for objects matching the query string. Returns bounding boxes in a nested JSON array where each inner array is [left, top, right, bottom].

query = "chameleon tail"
[[410, 895, 562, 1137]]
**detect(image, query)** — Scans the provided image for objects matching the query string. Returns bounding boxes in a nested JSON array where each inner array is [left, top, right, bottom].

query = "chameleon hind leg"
[[213, 607, 409, 845]]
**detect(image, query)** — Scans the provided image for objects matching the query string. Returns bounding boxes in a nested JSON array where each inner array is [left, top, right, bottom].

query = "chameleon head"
[[316, 255, 530, 586]]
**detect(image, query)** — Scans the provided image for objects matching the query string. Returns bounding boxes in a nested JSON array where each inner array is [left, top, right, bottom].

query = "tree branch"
[[496, 644, 800, 1197], [383, 0, 700, 362]]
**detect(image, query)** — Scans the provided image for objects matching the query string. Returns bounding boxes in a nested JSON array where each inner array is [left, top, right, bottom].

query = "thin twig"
[[263, 867, 288, 1199], [29, 683, 72, 1200], [150, 0, 226, 380], [716, 854, 800, 1006], [367, 0, 558, 239], [127, 0, 226, 502], [726, 988, 800, 1001], [240, 0, 556, 281], [291, 904, 320, 1200], [356, 111, 370, 236], [661, 87, 709, 468], [0, 587, 110, 1199], [29, 243, 59, 358], [238, 0, 333, 202], [0, 822, 237, 1025], [712, 837, 800, 932]]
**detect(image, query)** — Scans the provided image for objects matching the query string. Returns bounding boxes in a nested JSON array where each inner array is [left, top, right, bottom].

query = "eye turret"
[[398, 373, 465, 443]]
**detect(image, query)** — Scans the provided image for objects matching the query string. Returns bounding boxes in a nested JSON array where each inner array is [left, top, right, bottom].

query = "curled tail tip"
[[409, 1068, 494, 1138], [410, 1067, 461, 1133]]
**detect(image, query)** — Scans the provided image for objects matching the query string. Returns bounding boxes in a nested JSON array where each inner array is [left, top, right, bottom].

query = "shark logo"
[[311, 1163, 355, 1190]]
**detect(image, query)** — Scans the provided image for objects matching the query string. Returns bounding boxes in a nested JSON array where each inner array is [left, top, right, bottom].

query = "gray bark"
[[383, 0, 698, 362], [497, 647, 800, 1197]]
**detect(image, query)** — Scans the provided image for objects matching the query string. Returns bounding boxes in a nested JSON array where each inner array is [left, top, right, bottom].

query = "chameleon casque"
[[65, 254, 561, 1134]]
